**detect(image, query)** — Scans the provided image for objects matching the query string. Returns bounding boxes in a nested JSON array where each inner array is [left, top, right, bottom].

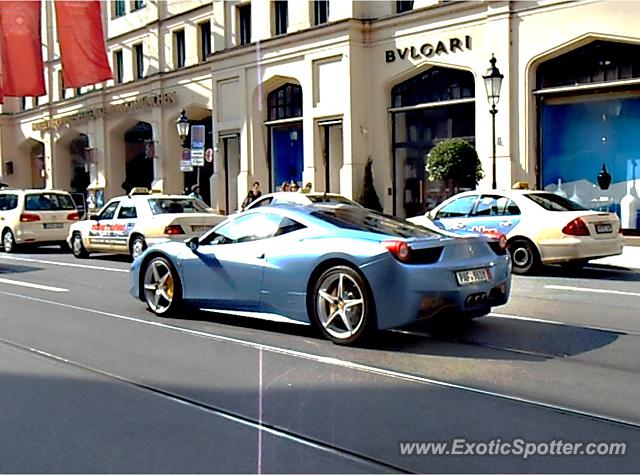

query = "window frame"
[[113, 49, 124, 84], [173, 29, 186, 69], [113, 0, 126, 18], [273, 0, 288, 36], [314, 0, 329, 25], [237, 3, 251, 46], [134, 43, 144, 80], [198, 20, 212, 61]]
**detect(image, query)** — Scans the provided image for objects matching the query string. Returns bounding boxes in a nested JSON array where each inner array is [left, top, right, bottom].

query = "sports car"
[[130, 205, 511, 345]]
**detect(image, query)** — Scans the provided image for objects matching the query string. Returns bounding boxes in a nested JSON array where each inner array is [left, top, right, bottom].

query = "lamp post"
[[176, 109, 196, 188], [483, 54, 504, 189], [176, 109, 190, 148]]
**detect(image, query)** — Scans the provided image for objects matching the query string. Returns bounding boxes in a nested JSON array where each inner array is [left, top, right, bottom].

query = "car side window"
[[98, 201, 120, 220], [274, 217, 306, 236], [118, 206, 137, 219], [472, 195, 521, 216], [435, 195, 477, 219], [0, 194, 17, 211], [203, 213, 281, 245]]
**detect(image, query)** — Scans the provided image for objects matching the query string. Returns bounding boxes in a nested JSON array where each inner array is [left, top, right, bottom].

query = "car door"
[[465, 194, 522, 237], [180, 212, 281, 308], [111, 200, 139, 252], [88, 200, 121, 250], [431, 194, 478, 232]]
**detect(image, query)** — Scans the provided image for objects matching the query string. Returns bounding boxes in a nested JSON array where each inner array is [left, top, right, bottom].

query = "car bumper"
[[15, 226, 70, 244], [538, 235, 624, 264], [363, 254, 512, 330]]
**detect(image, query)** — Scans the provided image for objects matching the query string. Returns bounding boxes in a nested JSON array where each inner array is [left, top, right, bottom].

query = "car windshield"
[[24, 193, 75, 211], [311, 208, 444, 238], [306, 195, 361, 206], [525, 192, 588, 211], [148, 198, 210, 215]]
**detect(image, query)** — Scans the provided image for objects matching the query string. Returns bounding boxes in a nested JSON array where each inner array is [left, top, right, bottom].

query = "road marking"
[[545, 284, 640, 298], [2, 289, 639, 430], [0, 255, 128, 273], [0, 277, 68, 292]]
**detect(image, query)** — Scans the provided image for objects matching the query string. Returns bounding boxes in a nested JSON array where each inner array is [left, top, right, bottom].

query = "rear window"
[[24, 193, 75, 211], [311, 208, 443, 238], [306, 195, 360, 206], [148, 198, 210, 215], [0, 194, 18, 211], [525, 193, 588, 211]]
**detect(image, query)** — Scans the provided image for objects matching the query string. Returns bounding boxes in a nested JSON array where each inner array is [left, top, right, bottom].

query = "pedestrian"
[[189, 184, 203, 201], [241, 181, 262, 210], [280, 181, 290, 192], [290, 181, 299, 192], [302, 182, 312, 193]]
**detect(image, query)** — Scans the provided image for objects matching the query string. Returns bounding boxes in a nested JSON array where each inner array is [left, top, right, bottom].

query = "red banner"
[[0, 1, 46, 97], [55, 0, 112, 88]]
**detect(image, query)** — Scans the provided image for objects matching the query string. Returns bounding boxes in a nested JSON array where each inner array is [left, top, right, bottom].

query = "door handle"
[[257, 253, 265, 259]]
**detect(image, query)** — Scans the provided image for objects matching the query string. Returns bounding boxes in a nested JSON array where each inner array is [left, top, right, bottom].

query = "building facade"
[[1, 0, 639, 229]]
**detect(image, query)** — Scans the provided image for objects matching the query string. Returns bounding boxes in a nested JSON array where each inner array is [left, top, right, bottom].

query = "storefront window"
[[541, 97, 640, 229], [538, 41, 640, 230], [391, 67, 475, 217]]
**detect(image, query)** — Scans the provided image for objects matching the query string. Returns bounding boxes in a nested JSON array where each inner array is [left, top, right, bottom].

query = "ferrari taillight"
[[382, 240, 411, 262]]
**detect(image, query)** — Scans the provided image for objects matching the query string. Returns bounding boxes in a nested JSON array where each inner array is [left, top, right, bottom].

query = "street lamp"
[[176, 109, 190, 148], [483, 54, 504, 189]]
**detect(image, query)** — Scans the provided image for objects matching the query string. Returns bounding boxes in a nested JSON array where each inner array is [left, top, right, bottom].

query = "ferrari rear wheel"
[[143, 257, 182, 316], [311, 265, 372, 345]]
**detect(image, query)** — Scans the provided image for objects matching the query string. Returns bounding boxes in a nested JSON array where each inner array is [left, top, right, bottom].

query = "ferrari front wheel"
[[143, 257, 182, 316]]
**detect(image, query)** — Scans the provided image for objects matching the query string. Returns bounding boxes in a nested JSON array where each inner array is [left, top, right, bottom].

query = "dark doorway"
[[122, 122, 154, 194], [182, 117, 214, 205]]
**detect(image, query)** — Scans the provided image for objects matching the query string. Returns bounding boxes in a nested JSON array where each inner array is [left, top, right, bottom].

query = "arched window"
[[537, 40, 640, 89], [391, 67, 474, 108], [267, 83, 302, 121]]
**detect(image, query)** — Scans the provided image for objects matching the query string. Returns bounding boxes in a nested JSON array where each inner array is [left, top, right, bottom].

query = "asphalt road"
[[0, 247, 638, 473]]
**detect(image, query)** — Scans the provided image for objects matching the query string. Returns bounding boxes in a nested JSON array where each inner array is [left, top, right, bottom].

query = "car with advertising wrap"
[[0, 189, 80, 252], [130, 204, 511, 345], [68, 188, 225, 259], [407, 190, 623, 274]]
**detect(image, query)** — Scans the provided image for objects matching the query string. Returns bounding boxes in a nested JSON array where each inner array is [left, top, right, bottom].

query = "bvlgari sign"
[[32, 91, 177, 131], [385, 36, 472, 63]]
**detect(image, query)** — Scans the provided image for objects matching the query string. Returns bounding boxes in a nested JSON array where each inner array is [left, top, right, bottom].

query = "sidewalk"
[[590, 244, 640, 270]]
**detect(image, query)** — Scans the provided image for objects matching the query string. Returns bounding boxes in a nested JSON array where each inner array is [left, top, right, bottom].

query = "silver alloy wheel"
[[143, 259, 175, 314], [512, 245, 531, 268], [316, 272, 365, 340], [131, 237, 146, 259], [3, 230, 14, 253], [72, 235, 84, 255]]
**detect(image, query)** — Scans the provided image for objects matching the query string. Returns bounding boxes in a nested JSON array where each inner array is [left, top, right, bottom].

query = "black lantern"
[[176, 110, 190, 147], [597, 163, 612, 190], [482, 54, 504, 189]]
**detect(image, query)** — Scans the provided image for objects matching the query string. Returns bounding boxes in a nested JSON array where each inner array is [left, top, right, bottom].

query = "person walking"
[[242, 181, 262, 210]]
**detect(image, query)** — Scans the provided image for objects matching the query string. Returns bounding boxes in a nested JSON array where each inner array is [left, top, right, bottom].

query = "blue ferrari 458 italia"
[[130, 205, 511, 345]]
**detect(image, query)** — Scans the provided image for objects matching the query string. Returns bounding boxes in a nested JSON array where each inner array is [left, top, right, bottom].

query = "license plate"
[[456, 267, 492, 286], [191, 225, 210, 233], [43, 223, 63, 229], [595, 223, 613, 234]]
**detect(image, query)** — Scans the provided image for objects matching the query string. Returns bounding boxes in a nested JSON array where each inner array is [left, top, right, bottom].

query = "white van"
[[0, 189, 80, 252]]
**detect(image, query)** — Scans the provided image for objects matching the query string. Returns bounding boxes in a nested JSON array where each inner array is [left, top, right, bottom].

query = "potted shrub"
[[426, 138, 483, 197]]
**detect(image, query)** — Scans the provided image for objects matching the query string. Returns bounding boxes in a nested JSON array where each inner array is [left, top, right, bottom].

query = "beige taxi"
[[67, 188, 225, 259], [0, 189, 80, 252]]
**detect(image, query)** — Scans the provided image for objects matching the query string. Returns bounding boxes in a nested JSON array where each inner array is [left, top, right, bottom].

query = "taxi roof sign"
[[129, 187, 150, 197]]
